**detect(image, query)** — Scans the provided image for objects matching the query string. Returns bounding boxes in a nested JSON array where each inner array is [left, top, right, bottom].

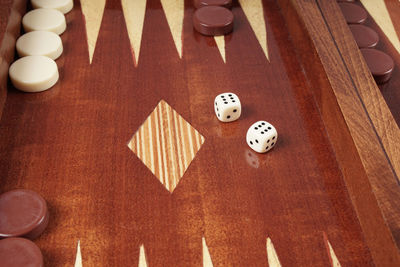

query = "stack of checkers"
[[0, 189, 49, 267], [337, 0, 394, 84], [192, 0, 234, 36], [8, 0, 74, 93]]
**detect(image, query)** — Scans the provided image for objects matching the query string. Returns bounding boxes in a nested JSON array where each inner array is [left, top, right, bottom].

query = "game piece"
[[16, 31, 63, 60], [9, 55, 59, 93], [338, 3, 367, 24], [0, 238, 43, 267], [360, 48, 394, 84], [349, 24, 379, 49], [9, 56, 59, 93], [246, 121, 278, 153], [193, 6, 234, 36], [31, 0, 74, 14], [22, 8, 66, 35], [0, 189, 49, 239], [214, 93, 241, 122], [193, 0, 232, 9]]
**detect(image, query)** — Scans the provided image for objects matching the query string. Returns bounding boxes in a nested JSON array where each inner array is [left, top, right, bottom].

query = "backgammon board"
[[0, 0, 400, 266]]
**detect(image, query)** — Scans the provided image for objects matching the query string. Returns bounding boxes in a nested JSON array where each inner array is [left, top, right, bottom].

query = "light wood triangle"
[[214, 36, 226, 63], [80, 0, 106, 64], [202, 237, 214, 267], [360, 0, 400, 54], [74, 240, 82, 267], [267, 237, 282, 267], [239, 0, 269, 61], [138, 244, 148, 267], [122, 0, 147, 66], [160, 0, 184, 58]]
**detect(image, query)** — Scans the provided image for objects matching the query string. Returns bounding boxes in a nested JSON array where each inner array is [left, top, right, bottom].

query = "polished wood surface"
[[317, 0, 400, 252], [127, 100, 205, 193], [280, 0, 400, 265], [0, 0, 399, 266], [0, 0, 25, 118], [0, 0, 13, 115]]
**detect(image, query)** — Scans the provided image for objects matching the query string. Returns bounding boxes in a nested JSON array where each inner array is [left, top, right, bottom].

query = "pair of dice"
[[214, 93, 278, 154]]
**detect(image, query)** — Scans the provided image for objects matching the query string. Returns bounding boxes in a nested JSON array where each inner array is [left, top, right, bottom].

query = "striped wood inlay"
[[214, 36, 226, 63], [160, 0, 184, 58], [128, 100, 205, 193], [74, 240, 82, 267], [239, 0, 269, 61], [139, 244, 148, 267], [80, 0, 106, 64], [360, 0, 400, 54], [202, 237, 214, 267], [266, 237, 282, 267], [121, 0, 147, 66]]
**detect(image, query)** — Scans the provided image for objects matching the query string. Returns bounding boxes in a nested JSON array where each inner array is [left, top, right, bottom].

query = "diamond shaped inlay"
[[128, 100, 205, 193]]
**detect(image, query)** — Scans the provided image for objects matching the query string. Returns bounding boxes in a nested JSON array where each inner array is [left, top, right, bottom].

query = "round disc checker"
[[31, 0, 74, 14], [9, 55, 59, 93], [0, 189, 49, 239], [349, 24, 379, 48], [193, 0, 232, 9], [0, 238, 43, 267], [22, 8, 66, 35], [360, 48, 394, 84], [16, 31, 63, 60], [338, 3, 367, 24], [193, 6, 234, 36]]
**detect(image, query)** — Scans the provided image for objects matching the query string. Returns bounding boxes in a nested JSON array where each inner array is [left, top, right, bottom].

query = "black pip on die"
[[246, 121, 278, 153], [214, 93, 241, 122]]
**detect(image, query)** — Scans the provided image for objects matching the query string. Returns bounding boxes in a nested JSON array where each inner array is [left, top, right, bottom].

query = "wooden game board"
[[0, 0, 399, 266]]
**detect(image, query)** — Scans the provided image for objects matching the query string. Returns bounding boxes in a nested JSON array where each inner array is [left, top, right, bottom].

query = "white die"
[[246, 121, 278, 153], [214, 93, 241, 122]]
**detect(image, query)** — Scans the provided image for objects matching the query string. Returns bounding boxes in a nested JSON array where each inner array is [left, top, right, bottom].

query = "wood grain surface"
[[317, 0, 400, 251], [0, 0, 398, 266], [127, 100, 205, 193], [280, 0, 400, 264], [0, 0, 25, 118]]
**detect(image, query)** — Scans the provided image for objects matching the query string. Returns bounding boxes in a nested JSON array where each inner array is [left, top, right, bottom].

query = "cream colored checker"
[[22, 8, 66, 35], [16, 31, 63, 60], [31, 0, 74, 14], [9, 56, 59, 93]]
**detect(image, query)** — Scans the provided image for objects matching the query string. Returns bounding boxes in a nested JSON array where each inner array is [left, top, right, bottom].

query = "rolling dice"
[[246, 121, 278, 153], [214, 93, 241, 122]]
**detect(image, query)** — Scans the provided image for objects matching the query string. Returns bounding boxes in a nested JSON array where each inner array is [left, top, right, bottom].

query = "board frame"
[[279, 0, 400, 264], [316, 0, 400, 249], [0, 0, 26, 118], [0, 0, 399, 265]]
